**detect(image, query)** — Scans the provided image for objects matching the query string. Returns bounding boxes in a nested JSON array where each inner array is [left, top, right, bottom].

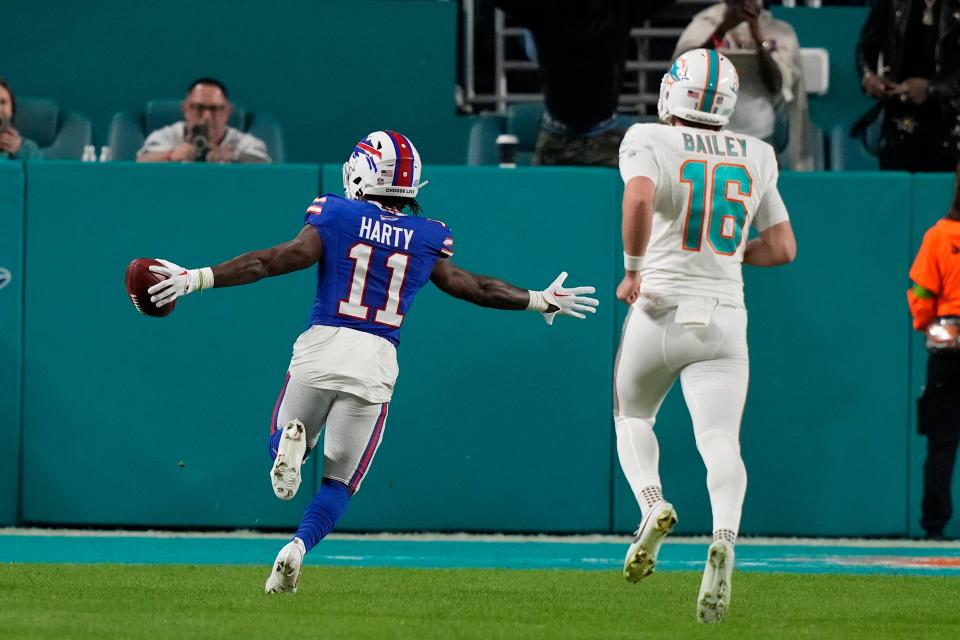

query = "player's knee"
[[614, 415, 656, 431], [695, 429, 743, 461]]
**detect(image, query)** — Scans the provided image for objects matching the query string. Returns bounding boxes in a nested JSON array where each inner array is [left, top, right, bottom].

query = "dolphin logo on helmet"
[[342, 130, 426, 201], [658, 49, 739, 127]]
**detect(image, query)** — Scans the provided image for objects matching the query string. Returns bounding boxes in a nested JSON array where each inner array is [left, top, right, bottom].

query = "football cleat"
[[697, 540, 735, 623], [264, 538, 305, 594], [623, 501, 678, 583], [270, 419, 307, 500]]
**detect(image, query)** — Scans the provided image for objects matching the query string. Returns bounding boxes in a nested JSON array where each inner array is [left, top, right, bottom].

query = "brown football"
[[125, 258, 176, 317]]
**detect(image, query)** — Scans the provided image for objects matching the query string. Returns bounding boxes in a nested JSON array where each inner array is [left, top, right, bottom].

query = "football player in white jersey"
[[614, 48, 796, 623]]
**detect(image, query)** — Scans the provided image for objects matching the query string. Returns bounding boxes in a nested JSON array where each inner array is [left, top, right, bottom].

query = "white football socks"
[[696, 430, 747, 535], [615, 416, 663, 517]]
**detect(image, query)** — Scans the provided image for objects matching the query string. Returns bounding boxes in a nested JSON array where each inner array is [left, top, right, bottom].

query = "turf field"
[[0, 564, 958, 640], [1, 532, 959, 639]]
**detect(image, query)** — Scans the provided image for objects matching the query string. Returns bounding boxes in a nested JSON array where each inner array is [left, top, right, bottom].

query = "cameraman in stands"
[[137, 78, 270, 164], [0, 77, 41, 161]]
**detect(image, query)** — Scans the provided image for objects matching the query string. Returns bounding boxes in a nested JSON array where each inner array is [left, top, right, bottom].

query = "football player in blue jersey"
[[145, 130, 599, 593]]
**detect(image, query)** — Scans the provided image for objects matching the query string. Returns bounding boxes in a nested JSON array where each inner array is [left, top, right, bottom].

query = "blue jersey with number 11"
[[304, 194, 454, 346]]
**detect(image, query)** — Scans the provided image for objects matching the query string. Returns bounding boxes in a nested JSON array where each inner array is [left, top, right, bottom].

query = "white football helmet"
[[342, 130, 424, 200], [657, 49, 739, 127]]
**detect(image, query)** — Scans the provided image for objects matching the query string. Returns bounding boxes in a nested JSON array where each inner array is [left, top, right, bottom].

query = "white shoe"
[[697, 541, 735, 623], [264, 538, 305, 594], [623, 501, 677, 583], [270, 419, 307, 500]]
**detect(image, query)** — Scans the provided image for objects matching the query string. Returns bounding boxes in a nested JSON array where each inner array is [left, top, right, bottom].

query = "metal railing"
[[460, 0, 824, 114], [461, 0, 707, 113]]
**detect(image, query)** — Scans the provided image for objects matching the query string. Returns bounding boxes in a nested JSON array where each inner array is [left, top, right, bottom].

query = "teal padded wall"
[[322, 165, 619, 533], [613, 173, 913, 537], [0, 162, 24, 525], [11, 163, 957, 536], [21, 162, 321, 527], [908, 174, 960, 539], [1, 1, 470, 164]]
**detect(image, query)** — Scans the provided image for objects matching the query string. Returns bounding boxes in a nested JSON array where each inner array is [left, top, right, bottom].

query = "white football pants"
[[614, 295, 749, 535], [271, 374, 388, 495]]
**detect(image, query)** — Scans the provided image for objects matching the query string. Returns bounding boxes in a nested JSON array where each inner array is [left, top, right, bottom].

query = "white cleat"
[[697, 541, 735, 623], [270, 419, 307, 500], [623, 501, 678, 583], [264, 538, 305, 594]]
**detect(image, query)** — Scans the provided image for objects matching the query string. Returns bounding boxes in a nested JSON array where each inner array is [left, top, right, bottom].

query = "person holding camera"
[[0, 77, 41, 161], [137, 78, 270, 164]]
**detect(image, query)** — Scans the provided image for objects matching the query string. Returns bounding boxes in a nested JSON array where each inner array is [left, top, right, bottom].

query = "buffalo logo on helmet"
[[352, 138, 381, 172]]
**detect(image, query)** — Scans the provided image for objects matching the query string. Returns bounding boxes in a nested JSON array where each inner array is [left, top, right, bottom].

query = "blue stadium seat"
[[506, 103, 544, 166], [828, 123, 879, 171], [108, 100, 284, 162], [13, 98, 92, 160], [466, 107, 663, 166], [465, 113, 505, 165], [464, 104, 543, 166], [775, 122, 827, 171]]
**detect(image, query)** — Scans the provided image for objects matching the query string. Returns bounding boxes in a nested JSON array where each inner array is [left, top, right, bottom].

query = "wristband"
[[526, 290, 549, 312], [188, 267, 215, 293], [197, 267, 214, 291], [624, 252, 645, 272]]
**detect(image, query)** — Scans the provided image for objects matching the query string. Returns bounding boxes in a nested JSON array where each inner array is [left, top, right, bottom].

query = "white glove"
[[527, 271, 599, 326], [147, 259, 214, 308]]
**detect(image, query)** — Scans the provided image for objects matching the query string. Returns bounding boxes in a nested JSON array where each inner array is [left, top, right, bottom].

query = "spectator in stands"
[[137, 78, 270, 164], [674, 0, 813, 170], [907, 162, 960, 540], [495, 0, 674, 167], [0, 77, 41, 161], [856, 0, 960, 172]]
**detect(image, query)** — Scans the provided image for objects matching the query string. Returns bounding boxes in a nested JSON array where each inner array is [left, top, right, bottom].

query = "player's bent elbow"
[[765, 224, 796, 265], [779, 242, 797, 265]]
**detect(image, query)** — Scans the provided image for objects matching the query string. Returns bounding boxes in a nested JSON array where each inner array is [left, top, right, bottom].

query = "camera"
[[189, 123, 210, 162], [0, 116, 10, 133]]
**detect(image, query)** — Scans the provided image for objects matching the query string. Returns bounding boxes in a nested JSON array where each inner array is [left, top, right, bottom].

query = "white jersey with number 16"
[[619, 122, 789, 307]]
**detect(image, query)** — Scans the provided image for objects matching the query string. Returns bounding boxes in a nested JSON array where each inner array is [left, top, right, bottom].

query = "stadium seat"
[[464, 103, 543, 166], [465, 113, 505, 165], [108, 100, 285, 162], [777, 122, 826, 171], [506, 102, 545, 166], [828, 123, 880, 171], [465, 108, 659, 166], [12, 98, 92, 160]]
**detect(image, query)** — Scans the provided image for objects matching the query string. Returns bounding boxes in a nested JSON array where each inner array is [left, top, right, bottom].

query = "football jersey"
[[619, 123, 789, 307], [304, 194, 454, 345]]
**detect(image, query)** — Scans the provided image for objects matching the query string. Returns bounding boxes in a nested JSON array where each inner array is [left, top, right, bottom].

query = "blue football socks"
[[294, 479, 351, 552], [268, 428, 283, 461]]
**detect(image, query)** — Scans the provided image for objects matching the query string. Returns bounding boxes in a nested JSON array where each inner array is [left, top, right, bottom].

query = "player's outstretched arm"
[[148, 225, 322, 308], [743, 221, 796, 267], [430, 258, 598, 325]]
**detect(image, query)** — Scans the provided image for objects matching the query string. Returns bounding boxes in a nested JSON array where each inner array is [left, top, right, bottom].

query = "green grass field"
[[0, 564, 957, 640]]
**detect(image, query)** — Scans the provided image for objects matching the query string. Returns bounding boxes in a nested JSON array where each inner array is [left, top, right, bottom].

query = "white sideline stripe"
[[1, 527, 958, 549]]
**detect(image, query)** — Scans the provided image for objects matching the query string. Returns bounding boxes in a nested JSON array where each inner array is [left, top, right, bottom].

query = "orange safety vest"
[[908, 218, 960, 331]]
